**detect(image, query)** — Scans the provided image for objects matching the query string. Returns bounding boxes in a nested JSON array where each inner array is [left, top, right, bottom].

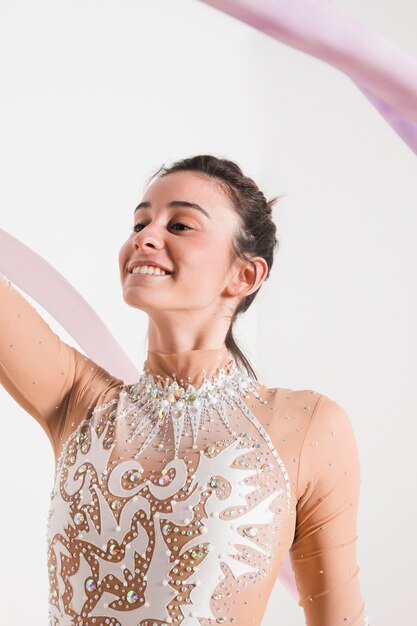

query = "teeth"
[[131, 265, 168, 275]]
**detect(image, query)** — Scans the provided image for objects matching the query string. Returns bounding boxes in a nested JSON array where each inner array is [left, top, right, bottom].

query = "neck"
[[143, 345, 235, 388], [145, 313, 233, 356]]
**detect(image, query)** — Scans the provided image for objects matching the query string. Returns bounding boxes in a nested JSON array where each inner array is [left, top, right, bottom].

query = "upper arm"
[[0, 273, 117, 456], [289, 393, 368, 625]]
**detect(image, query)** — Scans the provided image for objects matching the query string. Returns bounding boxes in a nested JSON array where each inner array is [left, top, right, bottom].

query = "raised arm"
[[289, 393, 369, 625], [0, 273, 117, 458]]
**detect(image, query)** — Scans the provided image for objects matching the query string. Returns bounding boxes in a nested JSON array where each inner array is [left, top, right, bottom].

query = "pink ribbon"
[[0, 228, 138, 382], [197, 0, 417, 154]]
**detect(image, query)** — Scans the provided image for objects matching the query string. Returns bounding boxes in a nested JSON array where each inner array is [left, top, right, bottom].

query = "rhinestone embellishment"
[[89, 353, 293, 511], [122, 358, 264, 461]]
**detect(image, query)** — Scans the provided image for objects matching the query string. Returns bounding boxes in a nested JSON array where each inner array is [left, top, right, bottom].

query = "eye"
[[132, 222, 192, 233]]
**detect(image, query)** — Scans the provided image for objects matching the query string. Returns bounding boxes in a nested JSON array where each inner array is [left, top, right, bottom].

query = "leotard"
[[0, 274, 368, 626]]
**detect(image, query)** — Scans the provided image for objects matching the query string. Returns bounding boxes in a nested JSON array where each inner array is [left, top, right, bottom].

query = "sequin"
[[213, 593, 224, 600], [191, 548, 205, 560], [85, 577, 97, 592], [108, 543, 120, 556], [127, 590, 138, 603], [73, 512, 84, 525], [206, 445, 216, 457], [75, 432, 85, 444]]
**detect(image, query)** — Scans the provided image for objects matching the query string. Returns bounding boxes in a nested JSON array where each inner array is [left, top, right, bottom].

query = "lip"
[[127, 260, 173, 274]]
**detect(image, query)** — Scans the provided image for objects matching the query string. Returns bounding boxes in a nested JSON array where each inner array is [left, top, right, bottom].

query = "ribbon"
[[197, 0, 417, 154]]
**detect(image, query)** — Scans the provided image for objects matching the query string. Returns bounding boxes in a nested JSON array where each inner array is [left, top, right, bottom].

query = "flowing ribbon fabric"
[[197, 0, 417, 154], [0, 228, 139, 383], [2, 0, 416, 604]]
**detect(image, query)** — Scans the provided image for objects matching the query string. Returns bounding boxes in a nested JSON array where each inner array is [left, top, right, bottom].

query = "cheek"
[[206, 237, 233, 268], [192, 243, 231, 285]]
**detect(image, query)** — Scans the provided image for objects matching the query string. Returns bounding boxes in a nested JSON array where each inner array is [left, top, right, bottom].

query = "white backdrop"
[[1, 1, 416, 624]]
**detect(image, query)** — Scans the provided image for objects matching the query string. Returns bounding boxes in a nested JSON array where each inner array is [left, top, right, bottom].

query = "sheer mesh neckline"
[[143, 345, 235, 387]]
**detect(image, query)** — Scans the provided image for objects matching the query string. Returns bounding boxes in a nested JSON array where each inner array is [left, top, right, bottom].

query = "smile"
[[129, 265, 172, 276]]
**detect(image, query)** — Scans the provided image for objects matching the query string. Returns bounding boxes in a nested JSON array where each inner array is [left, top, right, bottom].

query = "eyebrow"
[[134, 200, 211, 220]]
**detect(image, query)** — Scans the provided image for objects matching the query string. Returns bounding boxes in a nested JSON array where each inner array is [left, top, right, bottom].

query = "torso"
[[46, 361, 319, 626]]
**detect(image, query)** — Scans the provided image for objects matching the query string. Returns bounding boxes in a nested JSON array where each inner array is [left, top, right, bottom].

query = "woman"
[[0, 154, 368, 625]]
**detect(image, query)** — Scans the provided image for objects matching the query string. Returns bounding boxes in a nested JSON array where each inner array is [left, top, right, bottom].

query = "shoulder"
[[304, 391, 356, 439], [254, 384, 324, 458], [257, 382, 323, 419], [261, 383, 352, 425], [293, 391, 360, 497], [259, 384, 357, 448], [53, 345, 126, 458]]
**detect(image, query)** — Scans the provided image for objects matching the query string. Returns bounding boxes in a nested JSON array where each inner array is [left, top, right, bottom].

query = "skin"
[[118, 170, 268, 353]]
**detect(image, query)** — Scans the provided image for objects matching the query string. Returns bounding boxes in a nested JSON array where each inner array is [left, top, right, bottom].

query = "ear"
[[224, 256, 269, 299]]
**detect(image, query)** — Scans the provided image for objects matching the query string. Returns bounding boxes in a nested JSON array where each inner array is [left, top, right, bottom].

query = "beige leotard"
[[0, 275, 368, 626]]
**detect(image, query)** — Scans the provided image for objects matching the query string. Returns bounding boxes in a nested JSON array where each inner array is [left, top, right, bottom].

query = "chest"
[[46, 386, 297, 625]]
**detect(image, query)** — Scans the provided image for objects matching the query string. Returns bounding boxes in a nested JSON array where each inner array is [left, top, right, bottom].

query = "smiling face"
[[118, 170, 251, 318]]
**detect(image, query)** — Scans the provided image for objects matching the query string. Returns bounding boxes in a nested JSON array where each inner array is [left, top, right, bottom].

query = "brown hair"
[[145, 154, 282, 380]]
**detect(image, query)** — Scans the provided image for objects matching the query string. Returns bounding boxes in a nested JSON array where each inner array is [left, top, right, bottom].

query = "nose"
[[131, 222, 165, 251]]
